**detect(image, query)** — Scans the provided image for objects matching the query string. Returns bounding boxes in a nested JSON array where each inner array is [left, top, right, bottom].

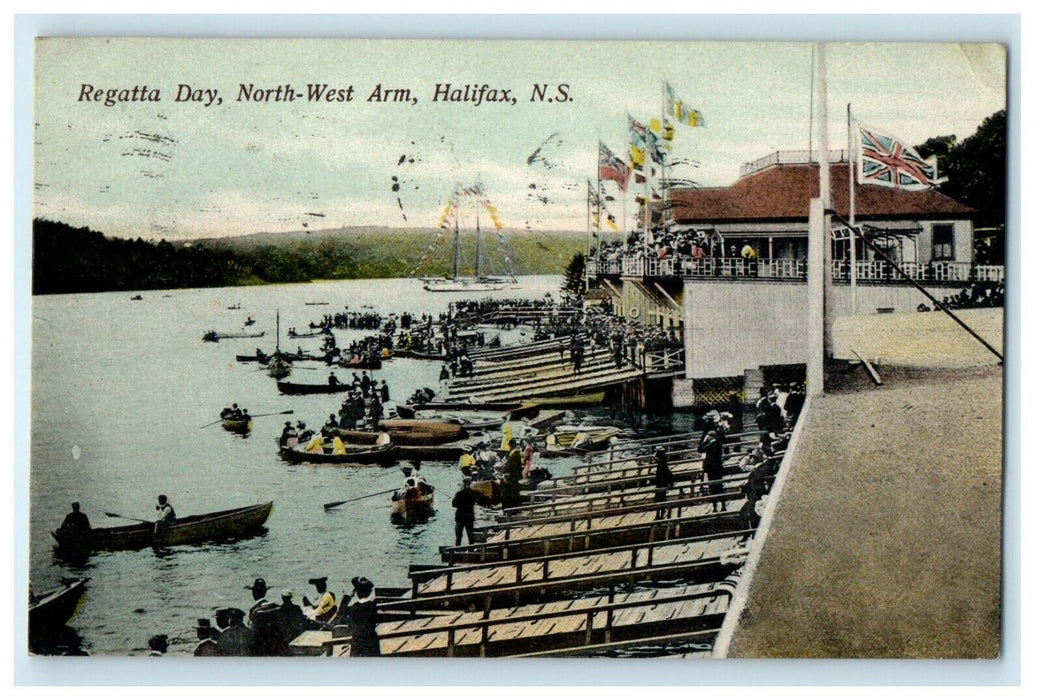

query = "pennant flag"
[[598, 141, 631, 192], [857, 123, 945, 190], [666, 82, 705, 128]]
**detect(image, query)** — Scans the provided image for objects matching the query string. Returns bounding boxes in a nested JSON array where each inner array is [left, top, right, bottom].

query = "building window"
[[932, 223, 954, 260]]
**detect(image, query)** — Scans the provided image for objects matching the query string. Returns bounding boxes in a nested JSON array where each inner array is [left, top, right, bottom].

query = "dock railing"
[[600, 254, 1003, 284]]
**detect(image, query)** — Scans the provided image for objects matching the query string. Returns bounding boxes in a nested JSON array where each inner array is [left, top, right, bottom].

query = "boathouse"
[[590, 150, 1003, 406]]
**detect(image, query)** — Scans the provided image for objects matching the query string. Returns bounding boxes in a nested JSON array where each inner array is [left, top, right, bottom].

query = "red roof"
[[669, 163, 973, 224]]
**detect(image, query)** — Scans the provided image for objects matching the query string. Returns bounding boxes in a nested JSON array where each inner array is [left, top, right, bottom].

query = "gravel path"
[[728, 365, 1003, 657]]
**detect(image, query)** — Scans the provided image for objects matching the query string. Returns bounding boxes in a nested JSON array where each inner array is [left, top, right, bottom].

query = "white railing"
[[973, 265, 1005, 282], [600, 254, 1003, 285], [644, 347, 685, 372]]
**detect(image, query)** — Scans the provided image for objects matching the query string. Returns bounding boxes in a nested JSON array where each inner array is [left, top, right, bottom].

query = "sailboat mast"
[[475, 199, 482, 277], [276, 310, 280, 354], [452, 201, 461, 281]]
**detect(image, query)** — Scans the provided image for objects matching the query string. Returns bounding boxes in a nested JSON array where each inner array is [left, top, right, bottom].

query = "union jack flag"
[[598, 141, 631, 193], [857, 124, 945, 190]]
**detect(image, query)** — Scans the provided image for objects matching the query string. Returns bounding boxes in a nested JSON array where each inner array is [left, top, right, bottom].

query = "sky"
[[33, 39, 1007, 240]]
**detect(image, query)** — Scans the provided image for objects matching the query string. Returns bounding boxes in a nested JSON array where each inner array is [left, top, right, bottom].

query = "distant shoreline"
[[32, 218, 587, 295]]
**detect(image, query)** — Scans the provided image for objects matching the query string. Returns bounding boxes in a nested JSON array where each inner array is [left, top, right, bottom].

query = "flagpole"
[[586, 178, 592, 269], [662, 80, 669, 233], [596, 152, 603, 261], [847, 103, 858, 315]]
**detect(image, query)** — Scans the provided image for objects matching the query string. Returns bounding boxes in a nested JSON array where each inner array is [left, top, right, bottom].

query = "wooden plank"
[[851, 348, 883, 385]]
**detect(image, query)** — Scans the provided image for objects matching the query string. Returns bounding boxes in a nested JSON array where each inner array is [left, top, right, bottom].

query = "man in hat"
[[193, 619, 220, 656], [653, 446, 674, 520], [451, 478, 478, 546], [302, 577, 336, 623], [279, 421, 298, 448], [216, 608, 254, 656], [58, 502, 91, 539], [699, 429, 726, 512], [345, 577, 380, 657], [247, 578, 276, 626]]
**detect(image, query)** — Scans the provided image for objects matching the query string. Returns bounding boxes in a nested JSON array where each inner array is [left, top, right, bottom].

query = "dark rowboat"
[[278, 442, 398, 466], [236, 353, 270, 364], [277, 380, 351, 395], [203, 330, 266, 342], [29, 579, 88, 632], [51, 502, 273, 553]]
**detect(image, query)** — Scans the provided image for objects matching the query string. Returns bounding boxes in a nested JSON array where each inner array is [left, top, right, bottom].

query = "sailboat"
[[267, 311, 292, 379], [423, 198, 519, 293]]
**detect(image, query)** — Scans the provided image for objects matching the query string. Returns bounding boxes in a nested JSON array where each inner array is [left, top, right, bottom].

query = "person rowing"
[[154, 495, 176, 534]]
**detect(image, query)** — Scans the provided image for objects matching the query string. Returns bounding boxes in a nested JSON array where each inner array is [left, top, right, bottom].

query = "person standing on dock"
[[452, 478, 478, 546], [653, 447, 674, 520], [379, 380, 390, 403], [699, 430, 727, 512], [345, 577, 381, 657]]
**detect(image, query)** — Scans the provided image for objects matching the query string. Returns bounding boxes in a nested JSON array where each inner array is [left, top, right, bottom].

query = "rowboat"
[[391, 487, 434, 521], [269, 357, 293, 379], [545, 425, 623, 451], [393, 348, 448, 361], [236, 353, 270, 363], [29, 579, 88, 632], [278, 442, 398, 466], [518, 392, 606, 409], [277, 380, 351, 395], [405, 400, 524, 413], [222, 417, 252, 434], [51, 502, 273, 553], [288, 328, 331, 338], [335, 419, 462, 446], [203, 330, 266, 342], [337, 356, 383, 370], [397, 433, 490, 461]]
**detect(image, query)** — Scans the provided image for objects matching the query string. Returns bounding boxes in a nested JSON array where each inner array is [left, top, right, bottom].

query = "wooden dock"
[[315, 413, 798, 658], [445, 338, 644, 403]]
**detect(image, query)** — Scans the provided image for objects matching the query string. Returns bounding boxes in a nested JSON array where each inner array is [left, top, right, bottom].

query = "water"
[[30, 275, 583, 656]]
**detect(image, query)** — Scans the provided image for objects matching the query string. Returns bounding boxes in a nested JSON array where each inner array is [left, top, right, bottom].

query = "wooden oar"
[[104, 512, 154, 525], [250, 409, 295, 419], [323, 488, 398, 511], [199, 409, 293, 429]]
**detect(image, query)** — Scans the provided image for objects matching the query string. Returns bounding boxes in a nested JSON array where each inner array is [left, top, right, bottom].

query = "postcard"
[[28, 37, 1006, 662]]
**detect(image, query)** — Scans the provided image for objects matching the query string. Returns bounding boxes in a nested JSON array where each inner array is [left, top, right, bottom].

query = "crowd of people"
[[926, 280, 1004, 311], [151, 575, 381, 657]]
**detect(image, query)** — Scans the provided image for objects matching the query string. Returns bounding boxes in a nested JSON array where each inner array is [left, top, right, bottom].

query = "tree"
[[917, 110, 1006, 227], [562, 252, 587, 299]]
